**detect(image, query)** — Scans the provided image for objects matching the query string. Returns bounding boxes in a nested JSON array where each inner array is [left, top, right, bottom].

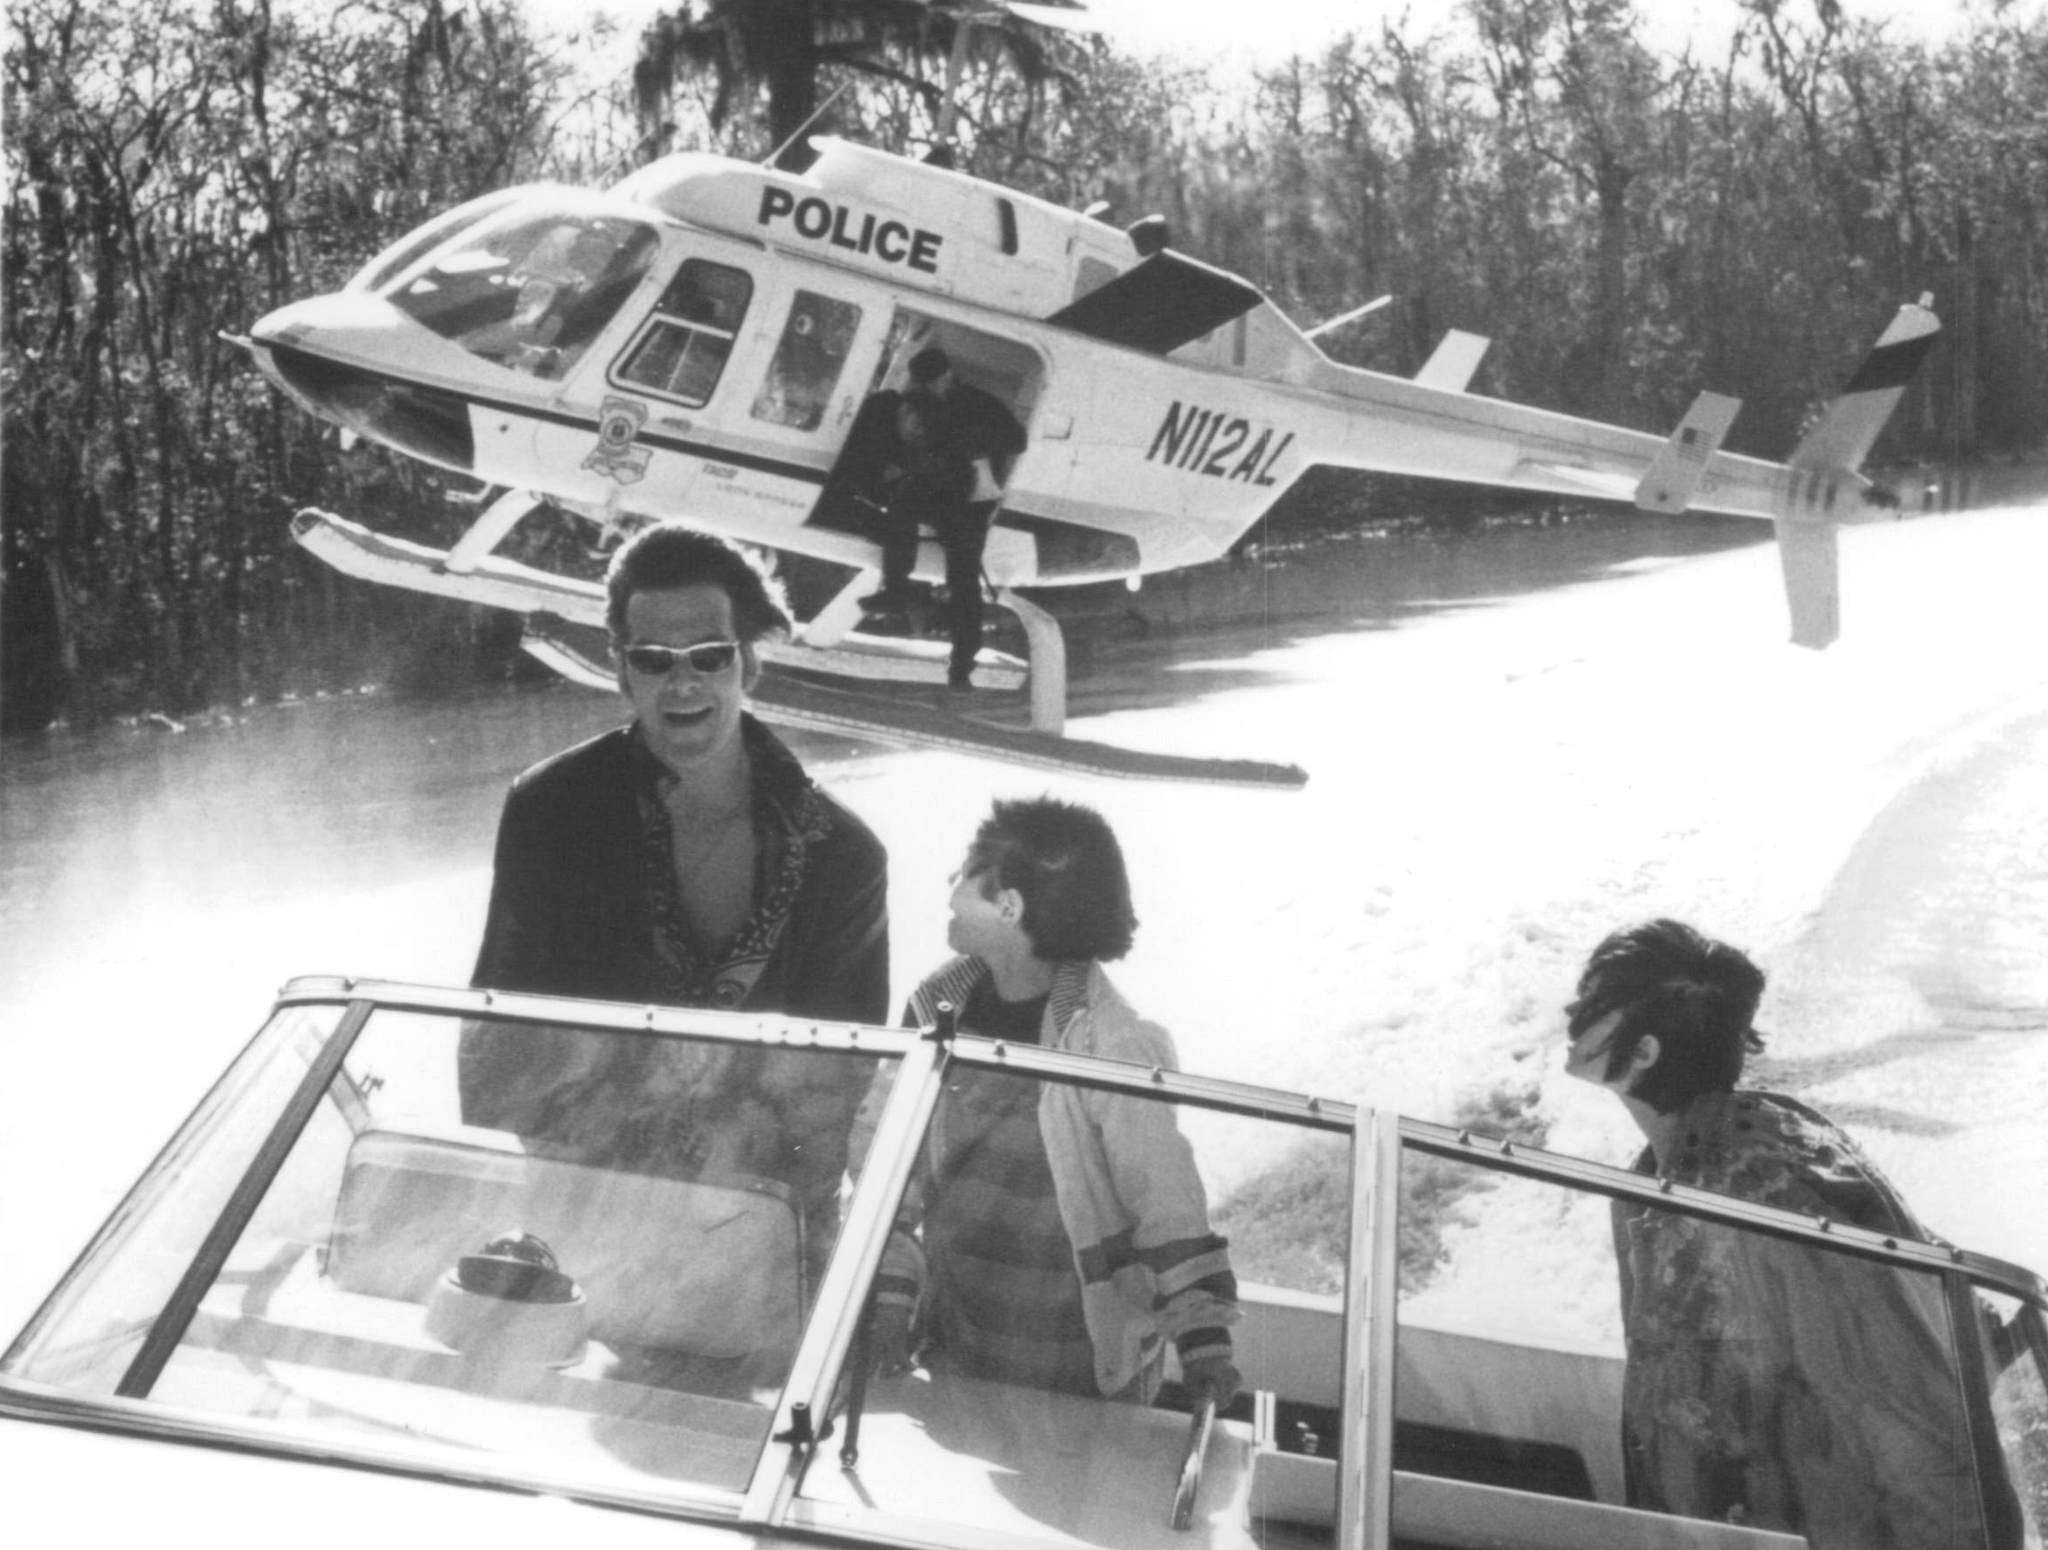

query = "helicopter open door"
[[803, 306, 1047, 599], [796, 306, 1050, 652], [872, 310, 1047, 421]]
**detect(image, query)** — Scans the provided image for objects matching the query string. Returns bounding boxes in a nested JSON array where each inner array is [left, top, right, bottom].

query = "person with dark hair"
[[862, 388, 973, 624], [1564, 919, 1767, 1115], [1567, 919, 2020, 1549], [461, 523, 889, 1283], [873, 797, 1239, 1407], [596, 520, 795, 648], [859, 346, 1026, 689]]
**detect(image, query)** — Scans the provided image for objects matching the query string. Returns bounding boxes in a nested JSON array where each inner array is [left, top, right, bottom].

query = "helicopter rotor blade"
[[902, 0, 1103, 35], [1004, 2, 1103, 33]]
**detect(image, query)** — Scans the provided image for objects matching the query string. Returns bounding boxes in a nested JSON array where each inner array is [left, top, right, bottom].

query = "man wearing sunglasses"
[[462, 524, 890, 1294]]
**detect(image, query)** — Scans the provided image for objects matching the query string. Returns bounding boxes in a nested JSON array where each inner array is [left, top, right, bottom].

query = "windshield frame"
[[3, 977, 2042, 1547], [0, 978, 938, 1525], [346, 187, 534, 298], [1345, 1113, 2048, 1550], [376, 191, 667, 383]]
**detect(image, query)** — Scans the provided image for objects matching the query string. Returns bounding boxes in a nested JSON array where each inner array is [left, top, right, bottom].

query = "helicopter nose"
[[248, 294, 476, 474]]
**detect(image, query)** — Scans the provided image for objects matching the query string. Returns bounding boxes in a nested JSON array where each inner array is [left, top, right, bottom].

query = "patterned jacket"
[[459, 715, 888, 1266], [1613, 1089, 2020, 1548]]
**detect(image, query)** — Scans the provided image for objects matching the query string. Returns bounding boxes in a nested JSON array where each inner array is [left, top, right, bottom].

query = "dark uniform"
[[930, 376, 1027, 687]]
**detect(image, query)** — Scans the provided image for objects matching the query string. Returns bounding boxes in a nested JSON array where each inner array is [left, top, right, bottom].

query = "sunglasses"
[[621, 640, 742, 677]]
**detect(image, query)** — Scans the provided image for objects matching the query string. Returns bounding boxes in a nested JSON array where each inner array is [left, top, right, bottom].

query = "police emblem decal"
[[584, 396, 653, 483]]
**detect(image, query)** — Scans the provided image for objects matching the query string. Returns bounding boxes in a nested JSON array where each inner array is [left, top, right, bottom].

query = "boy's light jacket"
[[885, 955, 1238, 1397]]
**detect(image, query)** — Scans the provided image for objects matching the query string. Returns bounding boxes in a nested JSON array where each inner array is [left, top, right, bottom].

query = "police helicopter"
[[235, 6, 1939, 789]]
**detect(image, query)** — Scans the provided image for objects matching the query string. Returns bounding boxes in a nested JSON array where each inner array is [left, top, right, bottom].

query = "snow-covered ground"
[[3, 505, 2045, 1343]]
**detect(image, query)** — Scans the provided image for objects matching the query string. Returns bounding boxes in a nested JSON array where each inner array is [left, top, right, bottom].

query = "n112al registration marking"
[[1146, 401, 1294, 485]]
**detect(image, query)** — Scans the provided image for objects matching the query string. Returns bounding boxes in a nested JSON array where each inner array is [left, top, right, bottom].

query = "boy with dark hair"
[[875, 797, 1239, 1406]]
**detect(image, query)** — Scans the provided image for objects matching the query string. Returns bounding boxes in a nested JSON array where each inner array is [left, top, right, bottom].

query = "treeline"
[[1173, 0, 2048, 461], [5, 0, 2045, 730], [2, 0, 616, 730]]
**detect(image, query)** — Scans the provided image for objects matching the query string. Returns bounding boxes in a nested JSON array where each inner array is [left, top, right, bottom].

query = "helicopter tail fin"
[[1412, 330, 1490, 392], [1635, 392, 1743, 515], [1767, 295, 1941, 649], [1788, 295, 1940, 475], [1773, 519, 1841, 650]]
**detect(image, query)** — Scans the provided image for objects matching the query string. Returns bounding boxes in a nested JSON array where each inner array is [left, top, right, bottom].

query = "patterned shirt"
[[1613, 1089, 2017, 1547], [633, 717, 837, 1011], [918, 980, 1099, 1396], [461, 717, 886, 1288]]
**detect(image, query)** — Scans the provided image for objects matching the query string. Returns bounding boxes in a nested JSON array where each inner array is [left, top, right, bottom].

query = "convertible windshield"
[[795, 1072, 1355, 1550], [5, 982, 2043, 1548], [387, 208, 660, 381], [5, 989, 899, 1501]]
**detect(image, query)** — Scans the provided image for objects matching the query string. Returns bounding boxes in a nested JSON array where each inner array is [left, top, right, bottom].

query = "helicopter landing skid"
[[521, 622, 1302, 789], [291, 508, 1303, 788], [290, 507, 1027, 690]]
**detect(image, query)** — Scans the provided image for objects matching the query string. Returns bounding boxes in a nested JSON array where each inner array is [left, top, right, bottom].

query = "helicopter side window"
[[751, 292, 862, 433], [613, 258, 754, 408], [389, 213, 659, 382]]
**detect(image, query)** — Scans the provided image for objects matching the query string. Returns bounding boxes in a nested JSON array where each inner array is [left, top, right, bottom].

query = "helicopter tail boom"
[[1282, 295, 1939, 647]]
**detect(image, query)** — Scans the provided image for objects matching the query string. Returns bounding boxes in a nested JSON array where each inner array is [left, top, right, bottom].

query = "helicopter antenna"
[[764, 81, 855, 169], [1305, 295, 1393, 340], [932, 5, 977, 156]]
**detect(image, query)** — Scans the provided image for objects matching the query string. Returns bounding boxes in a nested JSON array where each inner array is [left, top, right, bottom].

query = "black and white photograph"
[[3, 1, 2045, 1545]]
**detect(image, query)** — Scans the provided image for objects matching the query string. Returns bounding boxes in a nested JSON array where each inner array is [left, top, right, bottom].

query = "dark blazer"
[[470, 718, 889, 1024]]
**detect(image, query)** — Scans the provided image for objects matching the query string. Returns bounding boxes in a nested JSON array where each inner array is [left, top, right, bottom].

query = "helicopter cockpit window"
[[751, 293, 861, 433], [613, 258, 754, 408], [351, 188, 525, 297], [388, 212, 660, 382]]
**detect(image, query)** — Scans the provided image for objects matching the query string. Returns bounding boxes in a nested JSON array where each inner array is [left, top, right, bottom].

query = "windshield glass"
[[5, 993, 899, 1501], [794, 1054, 1354, 1550], [1388, 1126, 2048, 1549], [8, 987, 2040, 1547], [751, 291, 861, 432], [349, 188, 527, 297], [388, 209, 660, 381], [1, 1000, 350, 1394]]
